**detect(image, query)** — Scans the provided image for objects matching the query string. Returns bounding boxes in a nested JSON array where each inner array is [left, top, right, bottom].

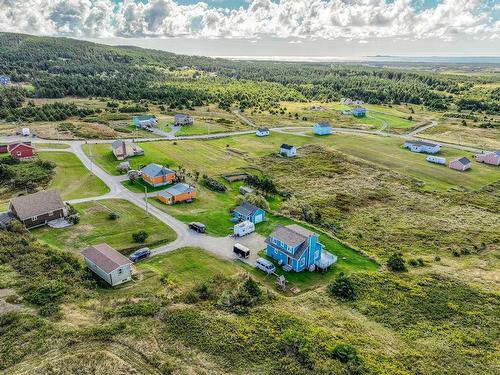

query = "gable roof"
[[405, 140, 440, 148], [158, 183, 195, 198], [234, 201, 262, 217], [280, 144, 295, 150], [175, 114, 191, 120], [269, 225, 307, 248], [315, 122, 331, 128], [10, 190, 65, 220], [135, 115, 156, 121], [257, 127, 269, 132], [141, 163, 175, 177], [82, 243, 131, 274], [453, 157, 471, 165], [8, 142, 34, 152]]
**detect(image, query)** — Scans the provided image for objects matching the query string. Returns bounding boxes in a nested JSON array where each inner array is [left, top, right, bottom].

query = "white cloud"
[[0, 0, 498, 41]]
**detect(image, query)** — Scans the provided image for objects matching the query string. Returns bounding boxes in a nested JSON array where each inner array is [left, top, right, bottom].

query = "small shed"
[[233, 202, 265, 224], [449, 157, 471, 171], [256, 128, 270, 137], [280, 144, 297, 157], [352, 106, 367, 117], [313, 122, 332, 135], [82, 244, 132, 286], [8, 142, 35, 159], [239, 186, 254, 195], [157, 183, 196, 205]]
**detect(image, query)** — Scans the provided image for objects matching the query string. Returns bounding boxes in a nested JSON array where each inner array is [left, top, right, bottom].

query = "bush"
[[108, 212, 119, 220], [132, 230, 149, 243], [67, 214, 80, 225], [330, 344, 359, 364], [6, 220, 26, 234], [39, 302, 62, 318], [117, 301, 160, 317], [329, 273, 355, 300], [387, 253, 407, 272], [202, 176, 227, 192], [243, 278, 262, 299]]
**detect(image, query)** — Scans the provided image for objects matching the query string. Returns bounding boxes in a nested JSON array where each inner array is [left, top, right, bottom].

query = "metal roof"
[[234, 202, 261, 217], [141, 163, 175, 177], [280, 144, 295, 150], [158, 183, 195, 198], [315, 122, 331, 128], [454, 157, 471, 165], [405, 140, 440, 148], [82, 243, 131, 274]]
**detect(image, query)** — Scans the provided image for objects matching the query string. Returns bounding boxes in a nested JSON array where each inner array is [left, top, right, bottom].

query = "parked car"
[[129, 247, 151, 262], [256, 257, 275, 274], [233, 243, 251, 259], [189, 222, 206, 233], [127, 169, 142, 176]]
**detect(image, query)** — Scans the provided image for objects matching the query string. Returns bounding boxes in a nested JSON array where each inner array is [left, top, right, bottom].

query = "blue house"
[[313, 122, 332, 135], [133, 115, 157, 128], [0, 76, 11, 86], [352, 106, 367, 117], [266, 224, 337, 272], [404, 140, 441, 154], [233, 202, 265, 224]]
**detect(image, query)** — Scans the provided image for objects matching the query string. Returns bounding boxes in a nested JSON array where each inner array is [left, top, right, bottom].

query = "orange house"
[[157, 183, 196, 205], [141, 163, 176, 187]]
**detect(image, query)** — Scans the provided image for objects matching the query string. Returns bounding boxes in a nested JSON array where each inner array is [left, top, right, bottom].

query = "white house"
[[82, 243, 132, 286], [256, 127, 270, 137], [280, 144, 297, 157]]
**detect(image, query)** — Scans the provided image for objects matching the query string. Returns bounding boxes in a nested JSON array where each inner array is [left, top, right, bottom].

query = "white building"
[[280, 144, 297, 157], [256, 127, 270, 137], [82, 243, 132, 286]]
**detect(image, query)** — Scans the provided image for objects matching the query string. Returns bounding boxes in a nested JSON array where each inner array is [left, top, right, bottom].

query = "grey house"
[[9, 190, 67, 229], [280, 144, 297, 157], [82, 243, 132, 286], [174, 114, 194, 126]]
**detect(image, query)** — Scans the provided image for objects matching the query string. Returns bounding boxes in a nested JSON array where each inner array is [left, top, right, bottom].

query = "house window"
[[31, 216, 37, 221], [16, 151, 21, 156], [274, 248, 278, 255], [118, 268, 123, 274], [300, 259, 305, 266]]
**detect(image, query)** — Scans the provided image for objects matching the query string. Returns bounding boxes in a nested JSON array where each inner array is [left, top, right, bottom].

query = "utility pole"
[[144, 185, 149, 216]]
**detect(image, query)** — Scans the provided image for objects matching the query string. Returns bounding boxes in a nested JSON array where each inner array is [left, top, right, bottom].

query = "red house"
[[8, 142, 35, 159], [476, 151, 500, 166], [0, 144, 8, 153]]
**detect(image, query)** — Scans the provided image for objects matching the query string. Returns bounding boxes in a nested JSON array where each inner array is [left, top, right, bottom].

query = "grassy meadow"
[[33, 199, 176, 254]]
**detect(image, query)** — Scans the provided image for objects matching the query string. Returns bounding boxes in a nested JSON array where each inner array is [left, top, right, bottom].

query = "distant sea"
[[215, 55, 500, 64]]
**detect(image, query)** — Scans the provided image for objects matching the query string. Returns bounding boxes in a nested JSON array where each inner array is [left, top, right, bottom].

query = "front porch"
[[315, 250, 338, 271]]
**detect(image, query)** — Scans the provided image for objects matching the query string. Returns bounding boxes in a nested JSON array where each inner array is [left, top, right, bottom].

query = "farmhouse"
[[7, 142, 35, 159], [174, 114, 194, 126], [256, 127, 270, 137], [141, 163, 176, 187], [233, 202, 265, 224], [280, 144, 297, 157], [0, 75, 10, 85], [476, 151, 500, 166], [82, 243, 132, 286], [133, 115, 157, 128], [9, 190, 67, 229], [111, 140, 144, 160], [266, 224, 337, 272], [449, 157, 471, 171], [313, 122, 332, 135], [157, 183, 196, 205], [403, 140, 441, 154], [352, 106, 367, 117]]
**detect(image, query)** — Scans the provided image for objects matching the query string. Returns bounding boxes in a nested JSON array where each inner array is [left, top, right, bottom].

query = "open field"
[[34, 143, 70, 149], [33, 199, 176, 254], [38, 152, 109, 200]]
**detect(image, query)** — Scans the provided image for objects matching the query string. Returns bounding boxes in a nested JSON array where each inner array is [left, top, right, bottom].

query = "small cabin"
[[82, 244, 132, 286], [233, 202, 265, 224], [157, 183, 196, 205], [8, 142, 35, 159], [280, 144, 297, 157], [256, 128, 270, 137], [449, 157, 471, 172], [313, 122, 332, 135]]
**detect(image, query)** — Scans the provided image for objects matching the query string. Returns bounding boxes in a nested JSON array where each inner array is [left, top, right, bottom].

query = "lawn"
[[33, 199, 176, 254], [34, 143, 70, 149], [38, 151, 109, 200]]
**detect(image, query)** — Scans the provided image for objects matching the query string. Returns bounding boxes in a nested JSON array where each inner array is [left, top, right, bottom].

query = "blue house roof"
[[158, 183, 194, 198], [141, 163, 175, 177], [314, 122, 331, 128], [234, 202, 262, 217]]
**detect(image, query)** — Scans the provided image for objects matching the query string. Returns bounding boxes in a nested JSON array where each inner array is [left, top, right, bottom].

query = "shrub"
[[132, 230, 149, 243], [202, 176, 227, 192], [67, 214, 80, 225], [6, 220, 26, 234], [330, 344, 359, 364], [329, 273, 355, 300], [435, 256, 441, 262], [387, 253, 407, 272], [108, 212, 119, 220], [243, 278, 262, 299], [39, 302, 62, 318], [117, 301, 160, 317]]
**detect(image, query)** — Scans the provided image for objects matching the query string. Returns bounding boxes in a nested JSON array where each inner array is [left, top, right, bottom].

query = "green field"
[[33, 199, 176, 253], [34, 143, 70, 149], [38, 151, 109, 200]]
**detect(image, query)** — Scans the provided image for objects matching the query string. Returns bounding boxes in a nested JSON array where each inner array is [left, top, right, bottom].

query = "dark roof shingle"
[[82, 243, 131, 274], [10, 190, 65, 220]]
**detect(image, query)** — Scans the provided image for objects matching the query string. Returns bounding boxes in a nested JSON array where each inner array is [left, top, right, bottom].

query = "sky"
[[1, 0, 499, 59]]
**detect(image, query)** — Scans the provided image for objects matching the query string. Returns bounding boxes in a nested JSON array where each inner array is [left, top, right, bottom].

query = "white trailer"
[[426, 155, 446, 165], [21, 127, 30, 136], [234, 220, 255, 237]]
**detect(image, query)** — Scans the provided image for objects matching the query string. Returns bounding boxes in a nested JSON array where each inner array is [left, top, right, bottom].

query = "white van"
[[256, 257, 275, 274], [234, 220, 255, 237]]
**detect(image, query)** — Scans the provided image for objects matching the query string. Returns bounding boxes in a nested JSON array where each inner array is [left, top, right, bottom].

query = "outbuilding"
[[426, 155, 446, 165], [449, 157, 472, 171], [256, 128, 270, 137], [8, 142, 35, 159], [82, 243, 132, 286], [475, 151, 500, 166], [233, 202, 265, 224], [313, 122, 333, 135], [9, 190, 67, 229], [280, 144, 297, 157], [157, 183, 196, 205]]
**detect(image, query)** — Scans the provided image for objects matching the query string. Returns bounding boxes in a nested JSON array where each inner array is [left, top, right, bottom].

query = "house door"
[[287, 257, 292, 266]]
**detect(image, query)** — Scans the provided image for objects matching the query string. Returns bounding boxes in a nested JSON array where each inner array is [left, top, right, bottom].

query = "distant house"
[[9, 190, 67, 229], [82, 243, 132, 286], [7, 142, 35, 159], [313, 122, 332, 135], [239, 186, 254, 195], [403, 140, 441, 154], [233, 202, 265, 224], [449, 157, 471, 171], [174, 114, 193, 126], [352, 106, 367, 117], [280, 144, 297, 157], [141, 163, 176, 187], [476, 151, 500, 166], [133, 115, 157, 128], [266, 224, 337, 272], [157, 183, 196, 205], [256, 128, 270, 137], [341, 98, 364, 106], [111, 140, 144, 160], [0, 75, 11, 86]]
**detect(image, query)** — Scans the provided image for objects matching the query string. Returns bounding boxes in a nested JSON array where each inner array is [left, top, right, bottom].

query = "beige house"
[[82, 243, 132, 286], [111, 140, 144, 160], [9, 190, 67, 229]]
